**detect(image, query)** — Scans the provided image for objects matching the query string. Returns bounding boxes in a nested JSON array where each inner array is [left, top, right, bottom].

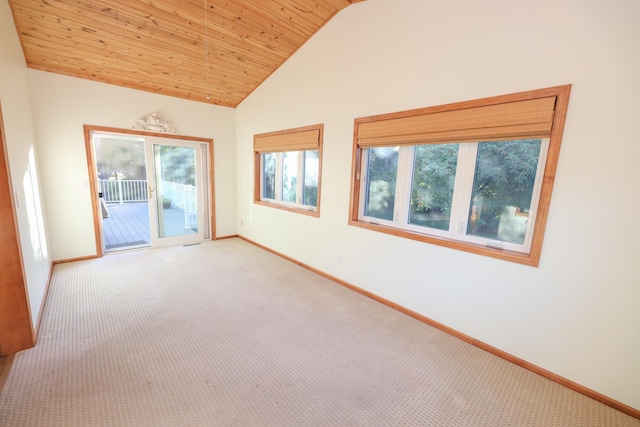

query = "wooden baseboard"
[[53, 255, 100, 265], [215, 234, 239, 240], [237, 235, 640, 420], [34, 262, 56, 337]]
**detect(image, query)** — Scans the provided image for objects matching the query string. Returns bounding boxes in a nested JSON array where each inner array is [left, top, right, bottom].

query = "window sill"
[[254, 200, 320, 218], [348, 218, 539, 267]]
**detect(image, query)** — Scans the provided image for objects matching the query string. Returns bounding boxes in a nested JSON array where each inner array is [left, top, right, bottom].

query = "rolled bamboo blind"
[[254, 128, 320, 153], [357, 96, 556, 148]]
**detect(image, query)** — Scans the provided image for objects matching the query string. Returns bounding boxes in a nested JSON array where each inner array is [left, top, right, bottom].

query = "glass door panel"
[[147, 139, 207, 247], [93, 133, 151, 252]]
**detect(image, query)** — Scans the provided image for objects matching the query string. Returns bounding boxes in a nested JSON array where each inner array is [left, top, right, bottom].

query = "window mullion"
[[358, 150, 369, 219], [260, 154, 265, 199], [449, 143, 478, 238], [395, 146, 413, 225], [275, 152, 283, 202], [297, 151, 305, 206]]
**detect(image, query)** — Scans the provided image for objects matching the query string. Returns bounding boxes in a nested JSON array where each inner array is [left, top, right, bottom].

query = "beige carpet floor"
[[0, 238, 637, 426]]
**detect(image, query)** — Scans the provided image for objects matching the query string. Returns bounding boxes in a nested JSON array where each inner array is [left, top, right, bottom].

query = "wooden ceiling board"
[[8, 0, 363, 107], [17, 0, 285, 66], [14, 10, 270, 84]]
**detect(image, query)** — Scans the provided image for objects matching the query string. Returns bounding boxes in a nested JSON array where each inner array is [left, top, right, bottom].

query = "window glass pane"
[[364, 147, 398, 221], [281, 151, 298, 203], [467, 139, 542, 244], [262, 153, 276, 199], [302, 150, 319, 207], [409, 144, 459, 231]]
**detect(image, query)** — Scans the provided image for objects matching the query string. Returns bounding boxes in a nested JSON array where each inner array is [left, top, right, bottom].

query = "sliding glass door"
[[92, 131, 210, 252]]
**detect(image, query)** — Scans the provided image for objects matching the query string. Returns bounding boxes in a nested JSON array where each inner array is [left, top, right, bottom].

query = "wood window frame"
[[348, 85, 571, 266], [253, 124, 323, 217]]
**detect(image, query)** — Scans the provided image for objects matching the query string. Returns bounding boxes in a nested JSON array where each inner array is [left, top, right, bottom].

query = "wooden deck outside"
[[102, 201, 195, 251]]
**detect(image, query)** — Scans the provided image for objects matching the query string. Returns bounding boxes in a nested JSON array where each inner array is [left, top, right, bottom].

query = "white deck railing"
[[99, 179, 148, 203], [161, 181, 198, 229], [99, 179, 197, 229]]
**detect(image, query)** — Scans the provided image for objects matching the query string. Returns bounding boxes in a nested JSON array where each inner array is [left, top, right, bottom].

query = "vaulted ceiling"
[[8, 0, 362, 108]]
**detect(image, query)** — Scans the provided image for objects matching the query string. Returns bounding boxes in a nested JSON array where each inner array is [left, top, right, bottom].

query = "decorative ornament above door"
[[132, 113, 177, 134]]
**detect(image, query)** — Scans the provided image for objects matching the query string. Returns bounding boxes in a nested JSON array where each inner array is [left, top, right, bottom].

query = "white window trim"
[[260, 150, 317, 212], [358, 138, 550, 254]]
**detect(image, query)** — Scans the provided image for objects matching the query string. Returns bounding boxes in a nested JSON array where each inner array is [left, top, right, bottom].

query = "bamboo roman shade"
[[357, 96, 557, 148], [254, 128, 320, 153]]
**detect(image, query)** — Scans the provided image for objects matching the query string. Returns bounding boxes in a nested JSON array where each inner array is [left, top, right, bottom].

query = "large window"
[[349, 86, 571, 266], [254, 124, 323, 216]]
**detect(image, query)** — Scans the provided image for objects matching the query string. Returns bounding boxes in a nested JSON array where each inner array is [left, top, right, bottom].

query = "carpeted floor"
[[0, 238, 638, 426]]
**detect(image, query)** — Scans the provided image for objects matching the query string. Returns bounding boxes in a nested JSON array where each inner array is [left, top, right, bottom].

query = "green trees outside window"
[[360, 138, 546, 253], [409, 144, 459, 231], [260, 150, 319, 210]]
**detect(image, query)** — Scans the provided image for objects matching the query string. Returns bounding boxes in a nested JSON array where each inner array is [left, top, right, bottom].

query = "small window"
[[254, 124, 323, 216], [349, 86, 571, 266]]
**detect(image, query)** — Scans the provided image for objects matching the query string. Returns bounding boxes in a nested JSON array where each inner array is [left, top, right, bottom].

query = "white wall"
[[27, 70, 238, 261], [0, 0, 51, 327], [237, 0, 640, 410]]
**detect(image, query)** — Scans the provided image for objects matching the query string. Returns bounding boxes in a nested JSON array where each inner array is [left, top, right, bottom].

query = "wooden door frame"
[[0, 102, 35, 355], [84, 125, 215, 257]]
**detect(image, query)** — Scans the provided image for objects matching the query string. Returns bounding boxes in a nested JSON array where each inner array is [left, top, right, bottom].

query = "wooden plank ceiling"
[[8, 0, 362, 108]]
